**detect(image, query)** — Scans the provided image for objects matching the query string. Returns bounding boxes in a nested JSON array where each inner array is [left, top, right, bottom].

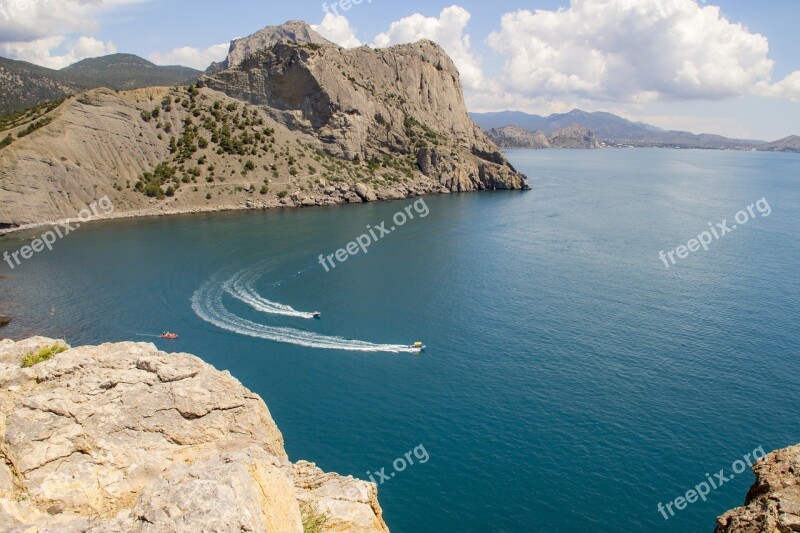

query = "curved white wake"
[[226, 269, 316, 319], [192, 279, 419, 353]]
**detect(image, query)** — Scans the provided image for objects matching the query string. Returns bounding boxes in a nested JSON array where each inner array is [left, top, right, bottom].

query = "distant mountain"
[[756, 135, 800, 152], [0, 54, 200, 115], [0, 57, 89, 115], [62, 54, 200, 91], [487, 124, 600, 149], [471, 109, 765, 150]]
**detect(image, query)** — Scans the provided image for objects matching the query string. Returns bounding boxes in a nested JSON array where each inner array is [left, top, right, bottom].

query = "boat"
[[160, 332, 179, 339], [411, 341, 425, 351], [312, 311, 321, 319]]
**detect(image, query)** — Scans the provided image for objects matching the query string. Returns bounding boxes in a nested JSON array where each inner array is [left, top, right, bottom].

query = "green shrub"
[[277, 190, 288, 199], [300, 502, 329, 533], [17, 116, 53, 138], [21, 344, 67, 368]]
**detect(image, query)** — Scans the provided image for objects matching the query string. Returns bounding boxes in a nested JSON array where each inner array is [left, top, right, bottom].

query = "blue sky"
[[1, 0, 799, 140]]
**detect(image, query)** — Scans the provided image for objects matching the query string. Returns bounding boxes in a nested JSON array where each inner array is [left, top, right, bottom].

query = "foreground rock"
[[0, 337, 389, 532], [716, 443, 800, 532]]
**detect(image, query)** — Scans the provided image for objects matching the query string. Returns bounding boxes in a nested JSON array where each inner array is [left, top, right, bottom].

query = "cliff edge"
[[716, 443, 800, 532], [0, 336, 389, 532]]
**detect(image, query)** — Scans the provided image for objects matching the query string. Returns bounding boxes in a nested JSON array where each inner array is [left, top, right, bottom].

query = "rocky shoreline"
[[716, 443, 800, 532], [0, 178, 510, 237], [0, 337, 390, 532]]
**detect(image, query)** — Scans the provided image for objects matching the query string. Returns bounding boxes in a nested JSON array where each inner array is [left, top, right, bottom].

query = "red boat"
[[160, 332, 179, 339]]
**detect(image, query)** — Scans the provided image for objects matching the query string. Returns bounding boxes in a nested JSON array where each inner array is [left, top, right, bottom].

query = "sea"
[[1, 148, 798, 532]]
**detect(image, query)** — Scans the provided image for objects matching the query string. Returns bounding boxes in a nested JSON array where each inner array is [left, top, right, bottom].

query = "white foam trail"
[[192, 280, 419, 353], [226, 269, 315, 318]]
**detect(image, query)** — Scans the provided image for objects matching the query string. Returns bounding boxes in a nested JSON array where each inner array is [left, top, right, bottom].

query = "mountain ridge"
[[0, 53, 201, 115], [471, 109, 775, 150]]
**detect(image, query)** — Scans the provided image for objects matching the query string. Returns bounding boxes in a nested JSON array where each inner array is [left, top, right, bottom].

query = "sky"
[[1, 0, 799, 141]]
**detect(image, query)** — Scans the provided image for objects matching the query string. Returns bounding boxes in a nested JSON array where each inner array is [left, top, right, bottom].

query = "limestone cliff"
[[0, 20, 527, 232], [487, 124, 600, 149], [0, 337, 389, 532], [487, 125, 550, 149], [202, 22, 526, 193], [546, 125, 600, 149], [716, 443, 800, 532]]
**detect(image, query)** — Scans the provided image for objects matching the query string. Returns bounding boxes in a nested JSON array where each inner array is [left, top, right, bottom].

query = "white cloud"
[[485, 0, 791, 103], [0, 0, 145, 68], [371, 5, 488, 92], [1, 36, 116, 69], [312, 13, 361, 48], [149, 43, 228, 70], [756, 72, 800, 100], [0, 0, 147, 43]]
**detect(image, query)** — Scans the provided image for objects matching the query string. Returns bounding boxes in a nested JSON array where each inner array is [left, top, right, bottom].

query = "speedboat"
[[312, 311, 321, 319], [160, 332, 179, 339], [411, 341, 426, 351]]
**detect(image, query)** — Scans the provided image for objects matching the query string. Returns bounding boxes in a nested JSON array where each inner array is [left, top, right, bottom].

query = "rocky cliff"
[[0, 336, 389, 532], [546, 125, 600, 149], [487, 124, 600, 149], [716, 443, 800, 532], [0, 21, 526, 232], [202, 22, 526, 192], [487, 125, 550, 149]]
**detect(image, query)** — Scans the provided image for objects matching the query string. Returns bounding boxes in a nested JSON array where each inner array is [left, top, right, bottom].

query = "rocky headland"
[[0, 21, 527, 233], [716, 444, 800, 532], [0, 336, 389, 532], [487, 124, 600, 149]]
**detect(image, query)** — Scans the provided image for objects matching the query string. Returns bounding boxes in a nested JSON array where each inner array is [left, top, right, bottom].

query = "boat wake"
[[191, 275, 419, 353], [226, 268, 316, 319]]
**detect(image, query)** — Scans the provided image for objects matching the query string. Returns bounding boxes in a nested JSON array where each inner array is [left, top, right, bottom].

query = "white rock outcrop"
[[0, 336, 389, 532]]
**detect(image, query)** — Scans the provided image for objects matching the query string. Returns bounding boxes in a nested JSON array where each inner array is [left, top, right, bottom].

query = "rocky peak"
[[208, 20, 333, 74], [202, 22, 528, 191]]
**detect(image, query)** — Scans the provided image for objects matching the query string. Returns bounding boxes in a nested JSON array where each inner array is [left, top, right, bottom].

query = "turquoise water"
[[1, 148, 799, 531]]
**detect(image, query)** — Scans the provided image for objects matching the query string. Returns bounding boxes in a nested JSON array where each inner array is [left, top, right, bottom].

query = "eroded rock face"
[[0, 337, 389, 532], [204, 22, 528, 192], [487, 126, 551, 149], [716, 444, 800, 532]]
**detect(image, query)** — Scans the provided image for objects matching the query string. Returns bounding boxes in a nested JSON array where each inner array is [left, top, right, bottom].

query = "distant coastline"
[[473, 109, 800, 152]]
